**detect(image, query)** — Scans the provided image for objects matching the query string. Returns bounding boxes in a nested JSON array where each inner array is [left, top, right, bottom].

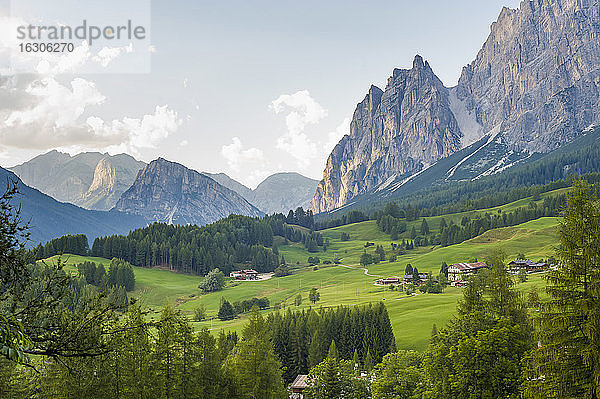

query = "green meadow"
[[42, 192, 560, 351]]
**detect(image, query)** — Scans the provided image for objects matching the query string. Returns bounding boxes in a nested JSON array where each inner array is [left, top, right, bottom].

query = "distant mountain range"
[[311, 0, 600, 213], [10, 150, 145, 211], [10, 150, 318, 219], [203, 171, 318, 214], [0, 166, 146, 245]]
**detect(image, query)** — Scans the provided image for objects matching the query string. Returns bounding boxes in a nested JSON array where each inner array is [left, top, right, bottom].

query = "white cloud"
[[92, 43, 133, 68], [270, 90, 327, 135], [221, 136, 264, 172], [5, 77, 105, 129], [0, 75, 180, 153], [88, 105, 180, 150], [269, 90, 327, 169]]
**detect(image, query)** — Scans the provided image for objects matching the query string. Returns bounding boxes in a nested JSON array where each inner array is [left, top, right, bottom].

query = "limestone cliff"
[[312, 0, 600, 213], [311, 56, 463, 212], [114, 158, 263, 225]]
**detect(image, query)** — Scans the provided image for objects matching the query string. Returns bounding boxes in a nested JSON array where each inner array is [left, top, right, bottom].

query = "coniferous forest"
[[30, 212, 324, 276]]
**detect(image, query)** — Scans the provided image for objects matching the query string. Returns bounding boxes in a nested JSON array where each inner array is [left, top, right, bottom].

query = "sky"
[[0, 0, 522, 188]]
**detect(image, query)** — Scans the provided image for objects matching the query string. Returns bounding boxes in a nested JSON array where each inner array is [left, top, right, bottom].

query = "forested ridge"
[[375, 193, 566, 248], [89, 212, 323, 275], [30, 209, 324, 276]]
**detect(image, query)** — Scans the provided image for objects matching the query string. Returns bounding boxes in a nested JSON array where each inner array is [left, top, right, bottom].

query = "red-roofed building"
[[229, 269, 259, 280], [375, 277, 400, 285]]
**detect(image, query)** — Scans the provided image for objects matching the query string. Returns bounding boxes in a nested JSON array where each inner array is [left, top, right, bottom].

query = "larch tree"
[[524, 180, 600, 399]]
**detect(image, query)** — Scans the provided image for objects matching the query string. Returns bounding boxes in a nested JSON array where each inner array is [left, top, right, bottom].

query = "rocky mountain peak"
[[311, 0, 600, 214], [77, 154, 145, 211], [412, 54, 425, 69], [311, 56, 462, 212], [87, 157, 117, 193], [114, 158, 262, 226]]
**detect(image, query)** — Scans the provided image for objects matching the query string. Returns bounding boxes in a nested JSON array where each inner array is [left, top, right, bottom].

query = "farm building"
[[402, 273, 429, 285], [229, 269, 259, 280], [508, 259, 549, 273], [448, 262, 488, 285], [290, 374, 309, 398], [375, 277, 400, 285]]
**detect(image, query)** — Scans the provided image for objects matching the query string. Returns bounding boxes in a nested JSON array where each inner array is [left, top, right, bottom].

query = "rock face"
[[114, 158, 263, 225], [10, 150, 104, 204], [250, 172, 318, 215], [78, 154, 146, 210], [312, 0, 600, 213], [311, 56, 464, 212], [456, 0, 600, 153], [10, 151, 145, 211]]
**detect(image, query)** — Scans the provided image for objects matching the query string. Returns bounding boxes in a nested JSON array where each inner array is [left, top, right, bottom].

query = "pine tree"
[[364, 350, 374, 372], [224, 307, 287, 398], [309, 288, 320, 304], [420, 219, 430, 235], [327, 340, 338, 360], [525, 180, 600, 398], [352, 349, 359, 370], [440, 261, 448, 278], [218, 299, 236, 320], [431, 323, 438, 338]]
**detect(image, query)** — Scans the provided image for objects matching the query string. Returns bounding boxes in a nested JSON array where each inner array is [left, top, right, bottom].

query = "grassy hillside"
[[41, 254, 202, 310], [43, 205, 557, 351]]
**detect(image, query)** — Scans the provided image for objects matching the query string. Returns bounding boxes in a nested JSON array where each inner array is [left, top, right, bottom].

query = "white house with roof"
[[448, 262, 488, 284]]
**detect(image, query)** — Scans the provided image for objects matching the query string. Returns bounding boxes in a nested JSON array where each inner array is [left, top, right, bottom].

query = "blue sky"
[[1, 0, 521, 187]]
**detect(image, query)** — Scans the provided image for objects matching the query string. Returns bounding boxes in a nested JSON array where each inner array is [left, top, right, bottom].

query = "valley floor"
[[45, 211, 556, 351]]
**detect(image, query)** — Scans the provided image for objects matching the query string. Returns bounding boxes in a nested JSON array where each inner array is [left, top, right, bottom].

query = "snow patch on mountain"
[[449, 88, 484, 148], [446, 124, 502, 180]]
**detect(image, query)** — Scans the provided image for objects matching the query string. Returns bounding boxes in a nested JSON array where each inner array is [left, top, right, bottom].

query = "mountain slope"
[[0, 167, 146, 245], [77, 154, 146, 210], [456, 0, 600, 153], [10, 150, 104, 203], [204, 171, 318, 214], [250, 172, 318, 214], [114, 158, 263, 225], [321, 126, 600, 218], [9, 150, 145, 211], [312, 0, 600, 214], [202, 172, 254, 200]]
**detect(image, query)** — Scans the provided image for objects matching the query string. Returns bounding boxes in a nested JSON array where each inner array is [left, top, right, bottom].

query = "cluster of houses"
[[448, 259, 550, 286], [229, 269, 259, 280], [373, 258, 550, 288]]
